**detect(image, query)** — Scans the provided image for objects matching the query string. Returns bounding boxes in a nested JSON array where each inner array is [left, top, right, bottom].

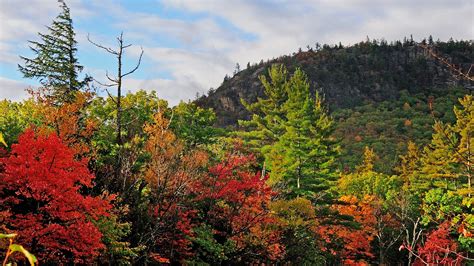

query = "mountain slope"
[[196, 39, 473, 127]]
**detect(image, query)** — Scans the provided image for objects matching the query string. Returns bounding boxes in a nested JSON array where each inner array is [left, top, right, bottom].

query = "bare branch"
[[93, 78, 115, 87], [105, 71, 118, 83], [122, 47, 144, 77], [104, 88, 117, 104], [88, 33, 118, 55]]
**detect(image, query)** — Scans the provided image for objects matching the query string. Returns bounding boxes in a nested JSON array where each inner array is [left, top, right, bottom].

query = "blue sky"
[[0, 0, 472, 104]]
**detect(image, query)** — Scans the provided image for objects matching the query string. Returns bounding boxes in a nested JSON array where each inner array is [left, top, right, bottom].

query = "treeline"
[[1, 2, 473, 265]]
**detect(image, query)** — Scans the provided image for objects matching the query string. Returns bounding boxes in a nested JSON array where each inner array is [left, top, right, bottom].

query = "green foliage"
[[333, 88, 467, 173], [421, 189, 463, 225], [238, 64, 289, 149], [421, 94, 473, 194], [170, 101, 221, 148], [189, 224, 234, 264], [338, 147, 402, 199], [95, 212, 143, 265], [270, 198, 325, 264], [89, 90, 166, 173], [0, 99, 42, 146]]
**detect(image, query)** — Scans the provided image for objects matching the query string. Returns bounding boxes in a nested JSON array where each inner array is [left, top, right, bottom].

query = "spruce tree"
[[18, 1, 89, 103]]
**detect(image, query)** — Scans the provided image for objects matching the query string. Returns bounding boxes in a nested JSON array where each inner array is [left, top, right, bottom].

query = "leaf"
[[0, 233, 17, 239], [0, 132, 7, 147], [9, 244, 37, 266]]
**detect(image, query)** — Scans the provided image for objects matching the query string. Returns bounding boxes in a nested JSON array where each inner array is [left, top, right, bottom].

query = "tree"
[[338, 147, 401, 199], [318, 195, 377, 264], [239, 64, 289, 149], [239, 65, 338, 198], [410, 222, 465, 265], [170, 101, 219, 149], [190, 154, 282, 264], [421, 95, 473, 195], [88, 32, 144, 188], [270, 69, 337, 198], [270, 197, 324, 264], [18, 1, 90, 103], [0, 129, 112, 263], [139, 112, 208, 263], [396, 141, 422, 188]]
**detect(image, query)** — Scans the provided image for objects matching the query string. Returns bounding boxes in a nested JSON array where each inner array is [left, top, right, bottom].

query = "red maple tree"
[[192, 154, 283, 262], [0, 129, 112, 264], [414, 222, 464, 265]]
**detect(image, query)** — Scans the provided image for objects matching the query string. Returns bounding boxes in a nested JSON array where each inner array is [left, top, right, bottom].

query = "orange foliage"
[[318, 195, 377, 262], [143, 112, 208, 261], [31, 90, 97, 158]]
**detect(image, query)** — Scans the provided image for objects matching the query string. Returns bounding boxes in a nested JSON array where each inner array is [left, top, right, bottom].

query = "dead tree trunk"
[[88, 32, 144, 190]]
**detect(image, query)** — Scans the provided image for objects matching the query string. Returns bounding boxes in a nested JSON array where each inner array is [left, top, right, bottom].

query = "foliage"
[[5, 9, 474, 263], [170, 101, 220, 148], [0, 99, 42, 146], [414, 222, 464, 265], [0, 129, 112, 263], [270, 197, 324, 264], [333, 88, 467, 173], [421, 94, 473, 195], [190, 154, 282, 264]]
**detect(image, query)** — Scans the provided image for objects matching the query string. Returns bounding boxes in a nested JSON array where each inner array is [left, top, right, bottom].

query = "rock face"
[[196, 40, 473, 127]]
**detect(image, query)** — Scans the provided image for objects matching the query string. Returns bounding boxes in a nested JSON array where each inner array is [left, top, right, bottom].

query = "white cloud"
[[0, 77, 31, 101], [0, 0, 472, 104]]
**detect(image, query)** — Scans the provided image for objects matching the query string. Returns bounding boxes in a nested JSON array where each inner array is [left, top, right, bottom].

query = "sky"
[[0, 0, 472, 105]]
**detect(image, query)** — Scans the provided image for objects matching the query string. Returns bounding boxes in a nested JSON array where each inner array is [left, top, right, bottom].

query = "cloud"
[[0, 77, 31, 101], [0, 0, 472, 104]]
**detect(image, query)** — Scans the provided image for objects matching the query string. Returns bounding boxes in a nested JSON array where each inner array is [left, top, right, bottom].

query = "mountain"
[[196, 38, 473, 128]]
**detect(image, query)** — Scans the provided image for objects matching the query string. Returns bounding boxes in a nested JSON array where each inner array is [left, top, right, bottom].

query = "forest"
[[1, 2, 473, 266]]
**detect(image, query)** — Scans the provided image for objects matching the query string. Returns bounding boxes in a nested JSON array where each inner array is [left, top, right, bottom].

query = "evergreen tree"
[[238, 64, 289, 150], [18, 1, 89, 103], [239, 65, 338, 198], [270, 69, 337, 197]]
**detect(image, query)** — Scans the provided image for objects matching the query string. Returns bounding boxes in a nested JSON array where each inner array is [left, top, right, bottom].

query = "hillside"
[[197, 39, 473, 127]]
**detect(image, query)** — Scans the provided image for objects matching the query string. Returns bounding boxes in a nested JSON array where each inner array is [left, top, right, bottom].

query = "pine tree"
[[18, 1, 89, 103], [239, 65, 338, 198], [270, 69, 337, 197], [238, 64, 289, 150]]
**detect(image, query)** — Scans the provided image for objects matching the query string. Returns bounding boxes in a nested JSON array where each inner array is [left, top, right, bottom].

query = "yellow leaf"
[[9, 244, 37, 266], [0, 132, 7, 147]]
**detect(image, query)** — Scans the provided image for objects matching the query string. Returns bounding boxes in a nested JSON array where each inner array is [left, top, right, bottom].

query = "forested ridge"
[[1, 2, 473, 265]]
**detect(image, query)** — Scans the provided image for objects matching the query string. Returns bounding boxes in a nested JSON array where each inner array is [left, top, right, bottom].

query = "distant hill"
[[196, 38, 473, 127]]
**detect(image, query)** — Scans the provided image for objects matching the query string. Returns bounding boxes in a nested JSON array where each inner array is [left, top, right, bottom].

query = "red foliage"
[[414, 222, 464, 265], [0, 129, 112, 264], [192, 155, 283, 261]]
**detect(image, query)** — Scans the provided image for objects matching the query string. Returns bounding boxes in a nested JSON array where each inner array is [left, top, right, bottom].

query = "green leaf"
[[9, 244, 37, 265], [0, 233, 17, 239]]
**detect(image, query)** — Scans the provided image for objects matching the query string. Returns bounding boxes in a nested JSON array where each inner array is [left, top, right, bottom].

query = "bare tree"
[[88, 32, 144, 187]]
